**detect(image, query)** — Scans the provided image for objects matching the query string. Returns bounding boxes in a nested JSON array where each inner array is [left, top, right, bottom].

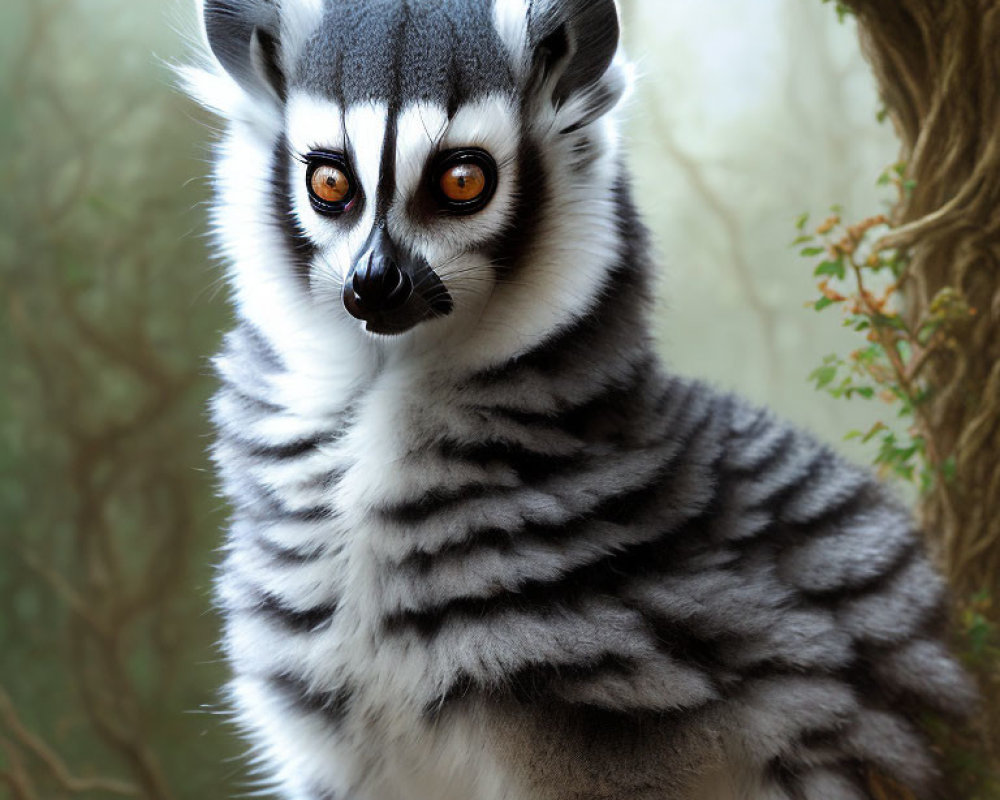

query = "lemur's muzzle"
[[343, 228, 453, 336], [351, 243, 412, 314]]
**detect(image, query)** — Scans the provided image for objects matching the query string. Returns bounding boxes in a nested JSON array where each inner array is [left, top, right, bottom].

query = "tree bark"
[[842, 0, 1000, 790], [842, 0, 1000, 592]]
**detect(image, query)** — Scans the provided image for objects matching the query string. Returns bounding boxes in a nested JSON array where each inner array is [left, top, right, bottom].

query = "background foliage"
[[0, 1, 238, 796], [1, 0, 989, 797]]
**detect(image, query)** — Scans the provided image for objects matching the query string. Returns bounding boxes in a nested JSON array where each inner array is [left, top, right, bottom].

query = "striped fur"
[[189, 1, 975, 798]]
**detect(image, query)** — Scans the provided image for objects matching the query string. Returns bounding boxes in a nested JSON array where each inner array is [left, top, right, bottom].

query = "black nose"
[[351, 251, 412, 312]]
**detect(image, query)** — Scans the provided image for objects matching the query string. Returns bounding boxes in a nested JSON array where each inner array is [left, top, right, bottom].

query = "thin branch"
[[0, 737, 40, 800], [0, 689, 139, 797]]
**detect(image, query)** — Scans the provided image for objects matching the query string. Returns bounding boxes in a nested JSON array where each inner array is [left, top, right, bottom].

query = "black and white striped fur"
[[184, 1, 975, 797]]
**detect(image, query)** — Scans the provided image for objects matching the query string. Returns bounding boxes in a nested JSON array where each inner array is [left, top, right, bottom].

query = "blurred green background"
[[0, 0, 899, 796]]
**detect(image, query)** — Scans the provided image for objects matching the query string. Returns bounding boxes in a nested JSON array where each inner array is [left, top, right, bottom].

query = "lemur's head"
[[190, 0, 630, 364]]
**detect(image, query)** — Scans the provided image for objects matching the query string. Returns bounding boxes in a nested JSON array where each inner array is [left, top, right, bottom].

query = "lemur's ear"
[[203, 0, 285, 102], [526, 0, 623, 118]]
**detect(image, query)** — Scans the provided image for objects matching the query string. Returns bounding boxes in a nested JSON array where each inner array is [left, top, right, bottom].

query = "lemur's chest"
[[228, 364, 730, 799], [246, 381, 484, 672], [233, 406, 516, 791]]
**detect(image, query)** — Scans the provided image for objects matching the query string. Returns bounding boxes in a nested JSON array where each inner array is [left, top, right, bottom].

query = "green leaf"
[[862, 421, 888, 443], [813, 259, 846, 279], [791, 234, 814, 246], [820, 0, 853, 23], [814, 297, 836, 311], [872, 313, 906, 331], [795, 212, 810, 231], [800, 246, 826, 257], [810, 364, 838, 389], [858, 345, 881, 363]]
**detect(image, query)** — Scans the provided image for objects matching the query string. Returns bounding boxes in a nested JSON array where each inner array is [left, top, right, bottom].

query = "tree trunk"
[[842, 0, 1000, 790]]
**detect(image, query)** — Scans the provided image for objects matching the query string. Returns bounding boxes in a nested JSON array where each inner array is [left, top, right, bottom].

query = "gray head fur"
[[203, 0, 623, 113]]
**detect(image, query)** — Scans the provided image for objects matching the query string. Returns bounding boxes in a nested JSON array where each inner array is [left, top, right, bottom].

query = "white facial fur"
[[389, 95, 520, 266], [448, 104, 624, 370], [492, 0, 532, 77], [286, 92, 521, 298], [187, 0, 632, 378], [287, 96, 388, 286], [277, 88, 626, 370]]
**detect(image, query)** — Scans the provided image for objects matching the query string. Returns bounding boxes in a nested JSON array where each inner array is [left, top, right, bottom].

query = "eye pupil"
[[441, 163, 487, 203], [306, 155, 356, 214], [432, 149, 497, 214], [311, 165, 349, 202]]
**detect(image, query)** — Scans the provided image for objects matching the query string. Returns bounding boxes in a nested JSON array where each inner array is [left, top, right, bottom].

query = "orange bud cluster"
[[867, 287, 897, 314], [816, 215, 841, 235], [818, 280, 847, 302], [832, 215, 891, 258], [833, 238, 856, 257]]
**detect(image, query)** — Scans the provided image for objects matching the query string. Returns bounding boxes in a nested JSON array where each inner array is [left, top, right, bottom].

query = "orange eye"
[[306, 154, 357, 215], [440, 163, 487, 203], [432, 149, 498, 214], [310, 163, 351, 204]]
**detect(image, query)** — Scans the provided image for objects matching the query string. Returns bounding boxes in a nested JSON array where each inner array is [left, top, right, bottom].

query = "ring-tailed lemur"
[[183, 1, 976, 797]]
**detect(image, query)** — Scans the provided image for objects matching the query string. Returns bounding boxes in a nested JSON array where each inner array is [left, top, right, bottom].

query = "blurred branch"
[[17, 548, 109, 639], [645, 103, 783, 380], [0, 0, 231, 797], [0, 688, 138, 797], [7, 280, 191, 800], [1, 736, 40, 800]]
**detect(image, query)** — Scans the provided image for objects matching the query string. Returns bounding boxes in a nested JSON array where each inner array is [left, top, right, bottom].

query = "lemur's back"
[[189, 1, 975, 798]]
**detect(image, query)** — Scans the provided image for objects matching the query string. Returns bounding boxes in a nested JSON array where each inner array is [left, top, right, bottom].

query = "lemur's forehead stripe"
[[295, 0, 516, 109]]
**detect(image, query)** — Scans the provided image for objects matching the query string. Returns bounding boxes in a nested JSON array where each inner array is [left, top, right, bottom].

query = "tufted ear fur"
[[203, 0, 285, 102], [526, 0, 624, 124]]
